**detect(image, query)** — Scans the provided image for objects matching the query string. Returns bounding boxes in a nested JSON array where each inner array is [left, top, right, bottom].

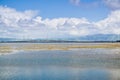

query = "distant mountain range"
[[75, 34, 120, 41], [0, 34, 120, 43], [0, 38, 15, 41]]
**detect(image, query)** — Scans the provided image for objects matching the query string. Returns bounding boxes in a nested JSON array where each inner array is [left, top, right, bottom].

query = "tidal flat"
[[0, 43, 120, 54], [0, 43, 120, 80]]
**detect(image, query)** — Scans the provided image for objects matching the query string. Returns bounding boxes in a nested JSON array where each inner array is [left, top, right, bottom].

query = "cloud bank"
[[0, 6, 120, 39]]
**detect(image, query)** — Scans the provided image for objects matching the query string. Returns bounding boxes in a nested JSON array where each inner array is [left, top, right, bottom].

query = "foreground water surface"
[[0, 43, 120, 80]]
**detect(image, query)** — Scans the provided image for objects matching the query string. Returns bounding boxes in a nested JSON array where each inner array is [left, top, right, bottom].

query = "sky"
[[0, 0, 120, 40]]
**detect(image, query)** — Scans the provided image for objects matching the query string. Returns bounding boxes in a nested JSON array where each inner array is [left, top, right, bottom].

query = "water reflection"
[[0, 66, 112, 80], [0, 48, 120, 80]]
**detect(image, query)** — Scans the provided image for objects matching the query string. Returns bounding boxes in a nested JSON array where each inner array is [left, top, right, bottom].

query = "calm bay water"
[[0, 43, 120, 80]]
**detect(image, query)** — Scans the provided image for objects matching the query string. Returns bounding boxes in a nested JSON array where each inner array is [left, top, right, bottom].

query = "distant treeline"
[[0, 40, 120, 43], [116, 40, 120, 42]]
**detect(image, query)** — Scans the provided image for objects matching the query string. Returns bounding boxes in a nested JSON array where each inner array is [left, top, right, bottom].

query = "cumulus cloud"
[[103, 0, 120, 10], [0, 6, 120, 39], [95, 10, 120, 34]]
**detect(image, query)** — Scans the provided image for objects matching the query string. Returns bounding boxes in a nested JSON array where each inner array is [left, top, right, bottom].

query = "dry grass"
[[0, 46, 13, 55], [0, 43, 120, 54], [16, 43, 120, 51]]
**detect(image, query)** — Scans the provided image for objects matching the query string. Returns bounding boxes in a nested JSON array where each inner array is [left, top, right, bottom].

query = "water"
[[0, 66, 111, 80], [0, 43, 120, 80]]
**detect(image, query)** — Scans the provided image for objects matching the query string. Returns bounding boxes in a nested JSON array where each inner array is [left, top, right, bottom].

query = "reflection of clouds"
[[0, 67, 19, 79], [109, 69, 120, 80], [81, 69, 110, 80], [0, 66, 115, 80], [0, 48, 120, 80], [0, 66, 43, 80], [113, 49, 120, 54]]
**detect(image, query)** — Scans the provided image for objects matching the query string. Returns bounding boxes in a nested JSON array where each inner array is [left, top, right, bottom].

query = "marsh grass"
[[0, 46, 13, 53], [16, 43, 120, 51], [0, 43, 120, 54]]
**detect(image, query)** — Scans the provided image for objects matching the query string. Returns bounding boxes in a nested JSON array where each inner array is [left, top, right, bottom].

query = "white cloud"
[[69, 0, 99, 7], [70, 0, 120, 10], [103, 0, 120, 10], [95, 10, 120, 34], [70, 0, 80, 6], [0, 6, 120, 39]]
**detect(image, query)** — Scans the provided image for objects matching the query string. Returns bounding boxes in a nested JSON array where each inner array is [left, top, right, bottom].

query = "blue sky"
[[0, 0, 110, 21], [0, 0, 120, 40]]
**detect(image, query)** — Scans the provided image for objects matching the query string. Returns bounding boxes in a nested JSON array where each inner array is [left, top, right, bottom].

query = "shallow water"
[[0, 43, 120, 80]]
